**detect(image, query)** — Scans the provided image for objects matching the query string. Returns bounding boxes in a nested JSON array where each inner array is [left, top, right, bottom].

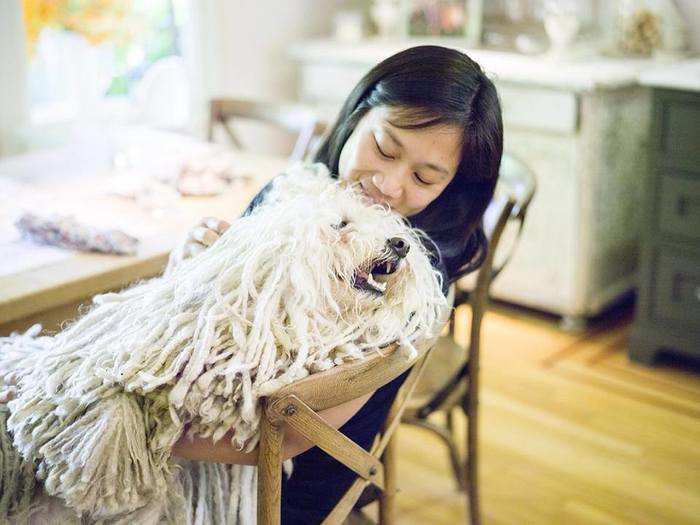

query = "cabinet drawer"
[[658, 175, 700, 240], [496, 84, 578, 134], [652, 252, 700, 325], [655, 90, 700, 172]]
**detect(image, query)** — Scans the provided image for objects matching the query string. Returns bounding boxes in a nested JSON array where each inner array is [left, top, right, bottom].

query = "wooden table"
[[0, 133, 288, 336]]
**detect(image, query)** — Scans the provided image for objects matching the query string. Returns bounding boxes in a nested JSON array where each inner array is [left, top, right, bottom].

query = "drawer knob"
[[677, 196, 687, 216], [676, 194, 699, 217]]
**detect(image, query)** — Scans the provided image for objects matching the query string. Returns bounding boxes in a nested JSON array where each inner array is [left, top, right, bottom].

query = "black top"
[[241, 174, 449, 524]]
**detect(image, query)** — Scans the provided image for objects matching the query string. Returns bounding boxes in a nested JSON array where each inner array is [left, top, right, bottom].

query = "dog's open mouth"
[[352, 255, 403, 296], [351, 237, 409, 297]]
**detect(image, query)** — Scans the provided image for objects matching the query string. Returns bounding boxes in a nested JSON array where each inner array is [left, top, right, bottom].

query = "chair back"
[[481, 152, 537, 282], [207, 98, 328, 162], [256, 305, 452, 524], [413, 194, 516, 418]]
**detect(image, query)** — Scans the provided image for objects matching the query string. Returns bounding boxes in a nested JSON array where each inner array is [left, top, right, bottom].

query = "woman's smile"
[[359, 179, 389, 207]]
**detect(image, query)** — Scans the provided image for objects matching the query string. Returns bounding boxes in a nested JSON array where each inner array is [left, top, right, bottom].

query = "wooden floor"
[[381, 300, 700, 525]]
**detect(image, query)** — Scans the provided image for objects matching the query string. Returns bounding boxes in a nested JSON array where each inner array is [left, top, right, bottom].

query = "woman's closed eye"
[[372, 133, 434, 186], [373, 135, 395, 160], [413, 172, 432, 185]]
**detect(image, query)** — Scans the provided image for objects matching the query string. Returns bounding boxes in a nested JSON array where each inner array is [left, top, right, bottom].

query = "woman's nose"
[[372, 172, 403, 199]]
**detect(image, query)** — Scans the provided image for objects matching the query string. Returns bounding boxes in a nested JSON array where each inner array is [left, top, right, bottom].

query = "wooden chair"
[[400, 153, 537, 525], [256, 301, 453, 525], [207, 98, 328, 162]]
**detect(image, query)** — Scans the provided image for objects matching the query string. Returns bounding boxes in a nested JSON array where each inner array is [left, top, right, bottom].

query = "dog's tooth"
[[367, 273, 386, 292]]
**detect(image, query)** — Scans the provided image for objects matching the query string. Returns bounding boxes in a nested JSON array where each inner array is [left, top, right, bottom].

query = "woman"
[[171, 44, 503, 523]]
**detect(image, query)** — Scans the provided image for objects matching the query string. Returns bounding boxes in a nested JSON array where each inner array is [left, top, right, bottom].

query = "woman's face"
[[338, 106, 462, 217]]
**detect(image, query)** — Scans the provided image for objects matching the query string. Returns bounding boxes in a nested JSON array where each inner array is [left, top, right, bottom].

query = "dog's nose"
[[387, 237, 409, 258]]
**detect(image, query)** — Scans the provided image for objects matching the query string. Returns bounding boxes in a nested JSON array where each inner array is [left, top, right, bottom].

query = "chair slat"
[[270, 395, 385, 490], [322, 477, 371, 525], [208, 98, 328, 161]]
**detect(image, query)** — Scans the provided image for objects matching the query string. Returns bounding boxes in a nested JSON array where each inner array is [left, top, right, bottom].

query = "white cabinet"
[[289, 39, 655, 326]]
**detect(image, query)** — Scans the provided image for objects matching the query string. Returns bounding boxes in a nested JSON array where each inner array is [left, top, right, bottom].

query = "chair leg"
[[378, 434, 397, 525], [465, 397, 480, 525], [446, 409, 467, 492], [207, 102, 216, 142], [257, 411, 284, 525], [405, 416, 465, 492]]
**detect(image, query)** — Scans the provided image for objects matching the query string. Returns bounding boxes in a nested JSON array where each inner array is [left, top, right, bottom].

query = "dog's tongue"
[[353, 269, 368, 284], [353, 269, 386, 294]]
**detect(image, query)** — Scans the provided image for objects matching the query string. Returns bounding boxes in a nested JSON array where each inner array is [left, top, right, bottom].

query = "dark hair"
[[313, 45, 503, 283]]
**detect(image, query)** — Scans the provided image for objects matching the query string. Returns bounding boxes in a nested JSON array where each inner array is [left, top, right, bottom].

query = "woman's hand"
[[165, 217, 230, 275], [182, 217, 231, 258]]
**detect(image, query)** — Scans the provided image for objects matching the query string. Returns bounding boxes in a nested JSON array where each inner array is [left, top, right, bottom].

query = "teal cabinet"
[[630, 88, 700, 364]]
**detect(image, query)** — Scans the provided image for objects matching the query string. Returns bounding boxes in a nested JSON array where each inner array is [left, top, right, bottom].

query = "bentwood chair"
[[400, 153, 537, 525], [207, 98, 328, 162], [255, 299, 453, 525]]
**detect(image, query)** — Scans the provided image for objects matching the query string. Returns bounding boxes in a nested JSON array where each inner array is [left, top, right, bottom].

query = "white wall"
[[675, 0, 700, 54], [0, 0, 29, 156], [205, 0, 343, 156]]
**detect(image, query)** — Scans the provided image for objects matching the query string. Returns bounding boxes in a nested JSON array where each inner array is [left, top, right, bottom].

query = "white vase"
[[544, 12, 580, 59], [370, 0, 402, 39]]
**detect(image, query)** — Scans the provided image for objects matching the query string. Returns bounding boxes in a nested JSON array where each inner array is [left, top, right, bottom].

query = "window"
[[22, 0, 188, 126]]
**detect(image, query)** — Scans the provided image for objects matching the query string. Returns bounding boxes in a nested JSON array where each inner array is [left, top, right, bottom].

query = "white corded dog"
[[0, 163, 447, 523]]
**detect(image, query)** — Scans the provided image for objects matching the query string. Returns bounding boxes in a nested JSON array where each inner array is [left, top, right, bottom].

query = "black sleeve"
[[240, 177, 278, 218]]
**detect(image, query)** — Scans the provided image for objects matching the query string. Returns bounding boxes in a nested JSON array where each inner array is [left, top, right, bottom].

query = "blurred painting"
[[407, 0, 468, 37]]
